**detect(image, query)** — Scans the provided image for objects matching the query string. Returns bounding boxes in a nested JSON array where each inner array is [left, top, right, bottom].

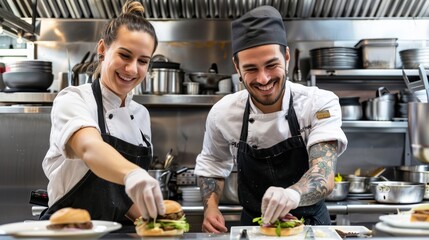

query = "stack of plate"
[[400, 48, 429, 69], [310, 47, 361, 70], [3, 60, 53, 91], [375, 212, 429, 236], [8, 60, 52, 73], [180, 186, 202, 202]]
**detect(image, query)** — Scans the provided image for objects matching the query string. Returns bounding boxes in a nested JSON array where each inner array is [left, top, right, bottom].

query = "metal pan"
[[370, 181, 425, 204]]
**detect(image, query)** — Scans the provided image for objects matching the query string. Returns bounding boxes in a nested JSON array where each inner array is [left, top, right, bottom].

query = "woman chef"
[[195, 6, 348, 233], [40, 0, 164, 224]]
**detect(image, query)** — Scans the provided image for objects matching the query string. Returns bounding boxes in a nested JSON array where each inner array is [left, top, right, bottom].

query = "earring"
[[239, 76, 243, 82], [98, 54, 104, 61]]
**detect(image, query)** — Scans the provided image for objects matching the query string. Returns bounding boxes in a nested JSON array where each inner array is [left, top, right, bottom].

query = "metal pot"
[[395, 165, 429, 199], [341, 105, 362, 120], [220, 171, 239, 204], [150, 68, 183, 95], [370, 181, 425, 204], [364, 98, 395, 121], [408, 102, 429, 163], [346, 175, 380, 193], [183, 82, 200, 95], [326, 181, 350, 201], [148, 169, 172, 198], [340, 97, 362, 120]]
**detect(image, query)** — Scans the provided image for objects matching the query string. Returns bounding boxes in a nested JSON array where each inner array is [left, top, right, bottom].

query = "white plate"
[[0, 220, 121, 238], [375, 222, 429, 236], [379, 214, 429, 229], [230, 225, 343, 239]]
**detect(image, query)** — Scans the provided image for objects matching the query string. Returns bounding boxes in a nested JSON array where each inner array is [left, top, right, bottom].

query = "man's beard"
[[247, 73, 287, 106]]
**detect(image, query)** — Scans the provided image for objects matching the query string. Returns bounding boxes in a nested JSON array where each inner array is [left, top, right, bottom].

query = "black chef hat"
[[231, 6, 287, 55]]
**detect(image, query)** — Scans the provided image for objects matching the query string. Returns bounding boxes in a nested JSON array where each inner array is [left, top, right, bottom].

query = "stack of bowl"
[[180, 186, 202, 202], [400, 48, 429, 69], [3, 60, 53, 91]]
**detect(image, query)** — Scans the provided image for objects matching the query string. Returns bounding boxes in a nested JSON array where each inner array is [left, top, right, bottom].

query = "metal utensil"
[[369, 167, 386, 177], [164, 149, 174, 169], [304, 226, 314, 240], [239, 229, 249, 240], [293, 48, 302, 82], [72, 51, 90, 86], [418, 64, 429, 101], [402, 67, 420, 102]]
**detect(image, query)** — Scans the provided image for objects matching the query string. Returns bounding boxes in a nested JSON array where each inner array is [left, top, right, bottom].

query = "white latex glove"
[[124, 168, 165, 220], [261, 187, 300, 224]]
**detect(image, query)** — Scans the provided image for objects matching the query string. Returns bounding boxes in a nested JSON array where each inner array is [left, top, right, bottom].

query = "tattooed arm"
[[289, 141, 338, 206], [198, 176, 227, 233]]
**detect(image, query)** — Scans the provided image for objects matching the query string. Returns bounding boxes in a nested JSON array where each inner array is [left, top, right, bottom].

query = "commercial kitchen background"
[[0, 1, 428, 228]]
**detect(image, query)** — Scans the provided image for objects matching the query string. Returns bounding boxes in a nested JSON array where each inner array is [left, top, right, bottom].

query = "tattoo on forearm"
[[198, 177, 224, 210], [290, 141, 338, 206]]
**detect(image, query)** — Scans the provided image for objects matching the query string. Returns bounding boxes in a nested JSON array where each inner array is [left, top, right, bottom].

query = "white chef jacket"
[[194, 80, 348, 178], [42, 82, 152, 206]]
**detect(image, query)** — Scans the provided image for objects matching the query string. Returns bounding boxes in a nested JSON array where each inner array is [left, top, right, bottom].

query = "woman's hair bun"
[[121, 0, 145, 17]]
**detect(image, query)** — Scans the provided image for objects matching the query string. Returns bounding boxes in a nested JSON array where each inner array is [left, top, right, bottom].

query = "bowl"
[[3, 71, 54, 90], [326, 181, 350, 201], [187, 72, 230, 89], [370, 181, 425, 204]]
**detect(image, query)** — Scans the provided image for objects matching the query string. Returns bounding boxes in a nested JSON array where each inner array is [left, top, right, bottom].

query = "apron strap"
[[287, 93, 301, 137], [91, 79, 107, 134], [239, 96, 251, 142]]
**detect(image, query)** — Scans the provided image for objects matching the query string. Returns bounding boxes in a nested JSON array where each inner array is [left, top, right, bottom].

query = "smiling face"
[[98, 26, 155, 101], [234, 44, 290, 113]]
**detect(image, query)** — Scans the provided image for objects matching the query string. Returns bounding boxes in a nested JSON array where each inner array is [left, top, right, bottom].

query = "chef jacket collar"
[[99, 80, 133, 109], [248, 80, 291, 114]]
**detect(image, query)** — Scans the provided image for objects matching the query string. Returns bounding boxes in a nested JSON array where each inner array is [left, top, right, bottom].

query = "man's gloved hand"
[[124, 168, 165, 220], [261, 187, 300, 224]]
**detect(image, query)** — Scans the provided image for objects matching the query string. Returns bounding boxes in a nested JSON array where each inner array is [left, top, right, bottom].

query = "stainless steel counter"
[[31, 199, 429, 217], [181, 200, 428, 215]]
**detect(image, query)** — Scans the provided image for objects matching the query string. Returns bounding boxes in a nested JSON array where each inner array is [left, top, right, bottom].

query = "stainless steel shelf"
[[0, 92, 57, 104], [342, 120, 408, 133], [133, 94, 224, 106], [309, 69, 425, 87]]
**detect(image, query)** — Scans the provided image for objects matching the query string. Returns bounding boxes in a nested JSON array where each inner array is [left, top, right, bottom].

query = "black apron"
[[237, 95, 330, 226], [40, 79, 152, 224]]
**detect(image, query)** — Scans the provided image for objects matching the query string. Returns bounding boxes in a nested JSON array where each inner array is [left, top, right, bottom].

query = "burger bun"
[[260, 224, 304, 236], [164, 200, 182, 214], [49, 208, 91, 224], [136, 224, 184, 237], [410, 203, 429, 222]]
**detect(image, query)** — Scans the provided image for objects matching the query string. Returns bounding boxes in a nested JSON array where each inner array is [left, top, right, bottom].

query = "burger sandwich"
[[134, 200, 190, 237], [410, 203, 429, 222], [47, 207, 93, 230], [253, 213, 304, 237]]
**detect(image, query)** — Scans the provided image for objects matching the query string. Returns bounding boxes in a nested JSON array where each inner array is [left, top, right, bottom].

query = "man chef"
[[194, 5, 348, 233]]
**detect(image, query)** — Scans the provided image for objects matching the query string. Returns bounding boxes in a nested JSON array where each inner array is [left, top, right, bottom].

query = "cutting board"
[[230, 225, 371, 239]]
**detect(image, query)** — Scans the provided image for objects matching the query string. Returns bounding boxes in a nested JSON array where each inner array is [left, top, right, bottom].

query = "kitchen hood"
[[0, 0, 428, 20]]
